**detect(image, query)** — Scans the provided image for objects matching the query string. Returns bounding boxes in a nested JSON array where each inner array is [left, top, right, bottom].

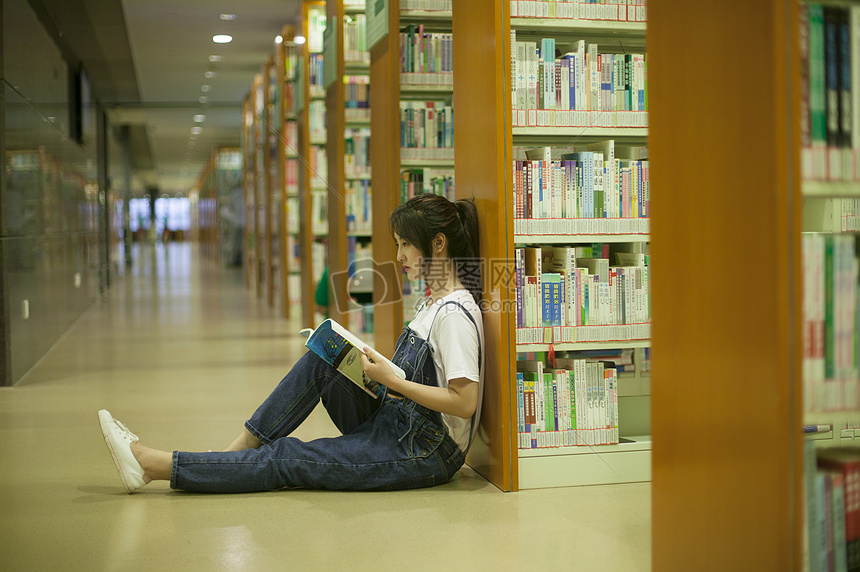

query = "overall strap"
[[425, 299, 482, 456]]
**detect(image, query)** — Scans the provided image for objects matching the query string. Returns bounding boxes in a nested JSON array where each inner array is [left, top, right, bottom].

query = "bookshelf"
[[368, 0, 456, 356], [264, 55, 279, 309], [196, 147, 243, 266], [451, 2, 650, 492], [277, 30, 300, 318], [648, 0, 803, 568], [297, 0, 328, 328], [241, 96, 255, 289], [323, 0, 374, 333]]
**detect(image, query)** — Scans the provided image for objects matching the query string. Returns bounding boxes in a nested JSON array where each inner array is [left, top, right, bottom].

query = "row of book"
[[284, 43, 299, 82], [399, 0, 451, 11], [309, 53, 325, 91], [345, 75, 370, 110], [282, 80, 297, 113], [344, 14, 369, 64], [517, 358, 619, 449], [805, 445, 860, 572], [803, 233, 859, 413], [510, 0, 647, 22], [285, 159, 298, 195], [400, 27, 453, 76], [307, 6, 326, 54], [346, 179, 372, 235], [516, 246, 650, 344], [801, 4, 860, 182], [401, 168, 455, 204], [345, 127, 371, 179], [511, 33, 647, 127], [311, 190, 328, 236], [517, 346, 650, 375], [513, 143, 650, 232], [400, 101, 454, 150], [837, 198, 860, 233], [309, 146, 328, 190], [309, 100, 326, 143]]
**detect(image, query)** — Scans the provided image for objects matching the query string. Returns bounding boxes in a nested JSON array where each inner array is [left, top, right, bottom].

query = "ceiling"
[[35, 0, 302, 196]]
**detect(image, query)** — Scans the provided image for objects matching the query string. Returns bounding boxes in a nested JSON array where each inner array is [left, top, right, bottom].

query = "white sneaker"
[[98, 410, 148, 493]]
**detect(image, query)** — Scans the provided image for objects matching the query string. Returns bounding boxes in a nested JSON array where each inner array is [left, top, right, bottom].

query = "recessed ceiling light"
[[275, 35, 283, 44], [213, 35, 232, 44], [220, 13, 236, 21], [193, 114, 206, 123], [209, 55, 223, 62], [201, 85, 211, 92], [198, 96, 208, 104], [294, 35, 306, 45], [191, 127, 203, 135], [204, 71, 216, 79]]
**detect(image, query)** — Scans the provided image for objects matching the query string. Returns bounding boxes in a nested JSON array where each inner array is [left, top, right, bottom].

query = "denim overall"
[[170, 301, 479, 493]]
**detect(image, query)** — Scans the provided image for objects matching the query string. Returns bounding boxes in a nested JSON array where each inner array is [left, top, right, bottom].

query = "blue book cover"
[[304, 319, 406, 398]]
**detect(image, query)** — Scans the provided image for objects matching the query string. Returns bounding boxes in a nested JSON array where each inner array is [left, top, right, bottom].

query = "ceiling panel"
[[119, 0, 300, 195]]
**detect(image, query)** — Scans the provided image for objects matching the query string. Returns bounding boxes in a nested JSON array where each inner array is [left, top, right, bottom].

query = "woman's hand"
[[359, 347, 403, 391]]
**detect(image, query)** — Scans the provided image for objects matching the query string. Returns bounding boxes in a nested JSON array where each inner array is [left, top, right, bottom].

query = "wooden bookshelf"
[[368, 3, 457, 354], [297, 0, 327, 329], [276, 27, 297, 319], [452, 2, 651, 492], [241, 96, 255, 290], [369, 1, 405, 358], [649, 0, 802, 569], [263, 55, 277, 309], [325, 0, 349, 329], [452, 1, 516, 491], [322, 0, 373, 333]]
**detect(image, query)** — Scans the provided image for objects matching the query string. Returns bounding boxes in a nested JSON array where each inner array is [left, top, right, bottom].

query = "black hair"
[[389, 193, 481, 303]]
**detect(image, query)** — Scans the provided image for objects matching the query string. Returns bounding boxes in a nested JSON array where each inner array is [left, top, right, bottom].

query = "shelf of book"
[[514, 233, 648, 244], [280, 34, 301, 319], [241, 97, 256, 292], [450, 1, 651, 492], [296, 0, 328, 328], [325, 0, 373, 332], [516, 339, 650, 353], [366, 0, 457, 355]]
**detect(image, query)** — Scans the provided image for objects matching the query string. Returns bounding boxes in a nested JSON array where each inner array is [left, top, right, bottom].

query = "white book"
[[527, 42, 538, 114], [516, 41, 527, 111], [588, 44, 599, 112], [575, 41, 586, 112], [588, 140, 616, 217]]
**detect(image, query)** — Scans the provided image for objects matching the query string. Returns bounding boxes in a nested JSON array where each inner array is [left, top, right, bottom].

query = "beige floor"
[[0, 242, 651, 571]]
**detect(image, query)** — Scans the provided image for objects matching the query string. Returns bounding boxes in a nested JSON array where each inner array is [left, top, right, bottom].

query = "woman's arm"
[[360, 348, 478, 419]]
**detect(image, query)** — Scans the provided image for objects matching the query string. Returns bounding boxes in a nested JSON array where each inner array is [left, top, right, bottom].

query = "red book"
[[817, 448, 860, 571]]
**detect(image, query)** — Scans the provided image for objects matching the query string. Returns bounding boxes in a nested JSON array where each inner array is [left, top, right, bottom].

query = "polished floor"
[[0, 242, 651, 571]]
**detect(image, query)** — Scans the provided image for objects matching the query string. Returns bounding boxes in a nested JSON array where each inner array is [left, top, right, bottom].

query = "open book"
[[302, 319, 406, 398]]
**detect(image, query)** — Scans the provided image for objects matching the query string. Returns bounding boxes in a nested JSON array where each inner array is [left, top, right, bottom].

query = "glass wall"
[[2, 0, 101, 384]]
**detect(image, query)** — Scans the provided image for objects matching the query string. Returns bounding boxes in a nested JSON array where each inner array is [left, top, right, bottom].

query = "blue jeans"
[[170, 352, 465, 493]]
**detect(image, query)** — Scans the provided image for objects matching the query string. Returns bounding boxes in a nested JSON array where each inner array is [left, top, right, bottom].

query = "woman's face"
[[394, 232, 423, 282]]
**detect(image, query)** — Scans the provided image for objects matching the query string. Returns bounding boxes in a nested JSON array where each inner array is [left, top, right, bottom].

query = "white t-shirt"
[[407, 289, 484, 452]]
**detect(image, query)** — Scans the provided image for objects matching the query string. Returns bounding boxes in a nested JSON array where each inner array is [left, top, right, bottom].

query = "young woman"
[[99, 193, 484, 493]]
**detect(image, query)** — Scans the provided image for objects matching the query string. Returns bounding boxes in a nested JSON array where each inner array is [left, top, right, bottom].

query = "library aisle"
[[0, 242, 649, 571]]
